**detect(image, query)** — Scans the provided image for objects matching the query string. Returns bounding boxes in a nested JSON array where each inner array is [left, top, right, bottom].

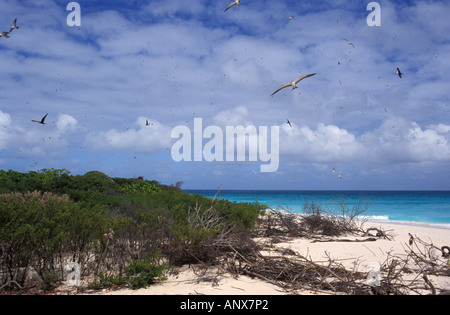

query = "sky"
[[0, 0, 449, 190]]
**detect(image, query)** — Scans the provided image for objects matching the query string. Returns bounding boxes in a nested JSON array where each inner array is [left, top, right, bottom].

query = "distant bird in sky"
[[343, 38, 355, 48], [271, 73, 317, 96], [0, 32, 10, 38], [9, 18, 19, 33], [287, 119, 292, 127], [146, 119, 150, 126], [339, 173, 342, 180], [224, 0, 240, 12], [288, 16, 295, 20], [396, 67, 403, 79], [32, 113, 48, 125], [332, 168, 336, 173]]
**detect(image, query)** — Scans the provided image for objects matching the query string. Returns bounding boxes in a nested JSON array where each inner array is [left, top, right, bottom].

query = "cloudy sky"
[[0, 0, 449, 190]]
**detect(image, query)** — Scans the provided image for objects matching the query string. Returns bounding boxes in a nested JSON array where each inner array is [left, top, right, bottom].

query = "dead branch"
[[312, 238, 378, 243]]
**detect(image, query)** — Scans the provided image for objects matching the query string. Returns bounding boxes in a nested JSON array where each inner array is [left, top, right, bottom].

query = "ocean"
[[185, 190, 450, 229]]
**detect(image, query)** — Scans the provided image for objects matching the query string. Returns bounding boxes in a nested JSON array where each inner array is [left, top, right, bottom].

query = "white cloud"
[[213, 106, 250, 126], [278, 117, 450, 166], [281, 123, 364, 162], [0, 111, 12, 149], [0, 110, 11, 127], [86, 117, 172, 153], [56, 114, 78, 132], [361, 118, 450, 163]]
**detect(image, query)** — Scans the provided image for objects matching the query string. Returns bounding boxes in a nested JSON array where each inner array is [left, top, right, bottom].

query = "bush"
[[125, 254, 168, 289], [0, 191, 105, 289], [119, 181, 161, 194], [88, 272, 127, 290], [88, 254, 168, 290]]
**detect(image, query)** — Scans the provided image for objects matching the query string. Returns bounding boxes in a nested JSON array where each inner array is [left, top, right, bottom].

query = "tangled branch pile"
[[189, 207, 449, 295]]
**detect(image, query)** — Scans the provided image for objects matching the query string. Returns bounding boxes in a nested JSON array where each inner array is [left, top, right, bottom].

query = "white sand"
[[97, 221, 450, 295]]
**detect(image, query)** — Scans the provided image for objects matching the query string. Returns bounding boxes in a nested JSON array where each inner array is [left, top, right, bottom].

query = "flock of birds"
[[2, 4, 408, 179], [222, 1, 406, 180]]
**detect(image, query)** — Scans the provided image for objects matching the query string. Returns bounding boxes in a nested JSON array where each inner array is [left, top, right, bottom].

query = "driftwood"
[[312, 237, 378, 243], [0, 280, 23, 291], [363, 227, 393, 240]]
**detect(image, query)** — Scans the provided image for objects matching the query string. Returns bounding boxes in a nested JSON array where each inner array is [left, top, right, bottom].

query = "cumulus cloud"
[[86, 117, 172, 153], [0, 111, 12, 149], [280, 122, 364, 162], [361, 118, 450, 163], [0, 111, 81, 160], [56, 114, 78, 132], [278, 117, 450, 167], [213, 106, 251, 126]]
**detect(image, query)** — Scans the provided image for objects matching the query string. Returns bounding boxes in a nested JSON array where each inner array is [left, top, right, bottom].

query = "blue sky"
[[0, 0, 449, 190]]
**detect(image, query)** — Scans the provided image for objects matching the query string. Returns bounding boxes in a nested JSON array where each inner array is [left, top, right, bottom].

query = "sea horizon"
[[185, 189, 450, 229], [186, 189, 450, 192]]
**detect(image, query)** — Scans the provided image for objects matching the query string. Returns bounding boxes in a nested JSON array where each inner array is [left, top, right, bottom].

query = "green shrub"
[[88, 272, 127, 290], [125, 254, 168, 289], [119, 181, 161, 194], [0, 191, 105, 289], [88, 254, 168, 290]]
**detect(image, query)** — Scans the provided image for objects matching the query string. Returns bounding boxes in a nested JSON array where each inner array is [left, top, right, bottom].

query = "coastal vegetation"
[[0, 169, 265, 292]]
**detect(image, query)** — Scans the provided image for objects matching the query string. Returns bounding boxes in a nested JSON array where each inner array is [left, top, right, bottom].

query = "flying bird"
[[271, 73, 317, 96], [343, 38, 355, 48], [146, 119, 150, 126], [287, 119, 292, 127], [288, 16, 295, 20], [9, 18, 19, 33], [0, 32, 10, 38], [396, 68, 403, 79], [32, 113, 48, 125], [224, 0, 240, 12]]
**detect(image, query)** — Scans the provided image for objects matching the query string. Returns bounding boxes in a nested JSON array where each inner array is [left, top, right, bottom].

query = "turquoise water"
[[186, 190, 450, 228]]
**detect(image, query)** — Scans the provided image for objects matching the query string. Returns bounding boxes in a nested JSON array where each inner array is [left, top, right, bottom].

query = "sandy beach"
[[96, 221, 450, 295]]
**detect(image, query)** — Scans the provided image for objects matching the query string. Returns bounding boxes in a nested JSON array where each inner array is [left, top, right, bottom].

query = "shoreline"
[[94, 219, 450, 295], [366, 218, 450, 230], [186, 190, 450, 229]]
